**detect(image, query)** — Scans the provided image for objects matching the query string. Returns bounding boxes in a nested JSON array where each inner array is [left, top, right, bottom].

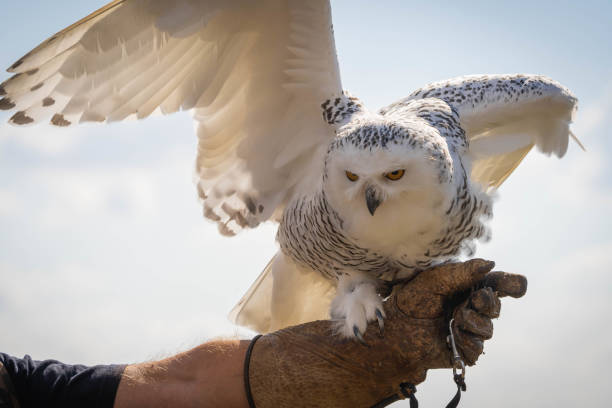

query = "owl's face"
[[324, 122, 455, 255]]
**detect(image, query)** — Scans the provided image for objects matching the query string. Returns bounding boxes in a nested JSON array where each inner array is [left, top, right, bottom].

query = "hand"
[[451, 270, 527, 365], [247, 259, 527, 407], [389, 259, 527, 372]]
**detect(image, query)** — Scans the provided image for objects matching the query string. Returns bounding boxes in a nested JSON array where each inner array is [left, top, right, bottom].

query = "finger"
[[410, 259, 495, 296], [481, 272, 528, 298], [454, 306, 493, 339], [454, 328, 484, 366], [470, 287, 501, 318]]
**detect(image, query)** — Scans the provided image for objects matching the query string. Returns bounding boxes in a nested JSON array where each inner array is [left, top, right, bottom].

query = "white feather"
[[1, 0, 342, 233], [396, 74, 579, 189], [0, 0, 343, 332], [229, 252, 334, 333]]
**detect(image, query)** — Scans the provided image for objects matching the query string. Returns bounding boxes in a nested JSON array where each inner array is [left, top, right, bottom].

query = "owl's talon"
[[375, 308, 384, 335], [331, 276, 383, 340], [353, 325, 368, 346]]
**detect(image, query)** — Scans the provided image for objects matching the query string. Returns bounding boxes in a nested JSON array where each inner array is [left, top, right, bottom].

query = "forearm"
[[114, 339, 250, 408]]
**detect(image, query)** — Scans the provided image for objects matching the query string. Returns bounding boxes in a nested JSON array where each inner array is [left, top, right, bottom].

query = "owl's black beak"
[[365, 186, 382, 216]]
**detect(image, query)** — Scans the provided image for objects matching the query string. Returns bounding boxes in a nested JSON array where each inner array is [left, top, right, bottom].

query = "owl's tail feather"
[[229, 251, 335, 333]]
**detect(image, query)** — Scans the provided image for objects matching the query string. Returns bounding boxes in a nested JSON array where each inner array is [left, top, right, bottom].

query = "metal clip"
[[447, 318, 466, 380]]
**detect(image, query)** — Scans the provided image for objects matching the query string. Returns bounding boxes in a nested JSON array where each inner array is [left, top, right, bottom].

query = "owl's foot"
[[330, 275, 385, 342]]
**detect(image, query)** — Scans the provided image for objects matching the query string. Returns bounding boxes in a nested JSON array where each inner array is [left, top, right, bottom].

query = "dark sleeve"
[[0, 353, 126, 408], [0, 360, 21, 407]]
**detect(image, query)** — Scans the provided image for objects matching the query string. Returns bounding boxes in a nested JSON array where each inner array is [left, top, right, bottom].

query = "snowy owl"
[[0, 0, 578, 338]]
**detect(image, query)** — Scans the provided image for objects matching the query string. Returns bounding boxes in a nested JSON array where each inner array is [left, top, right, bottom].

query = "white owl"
[[0, 0, 578, 338]]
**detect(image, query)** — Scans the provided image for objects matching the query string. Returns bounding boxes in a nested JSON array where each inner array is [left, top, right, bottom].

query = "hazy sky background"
[[0, 1, 611, 406]]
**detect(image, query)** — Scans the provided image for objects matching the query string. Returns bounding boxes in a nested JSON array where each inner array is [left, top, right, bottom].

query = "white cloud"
[[0, 133, 273, 363], [0, 189, 20, 217], [0, 123, 83, 156], [571, 84, 612, 137], [32, 167, 159, 227]]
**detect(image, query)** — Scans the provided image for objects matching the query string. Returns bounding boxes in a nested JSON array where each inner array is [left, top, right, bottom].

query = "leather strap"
[[244, 335, 263, 408], [371, 382, 418, 408], [445, 373, 467, 408]]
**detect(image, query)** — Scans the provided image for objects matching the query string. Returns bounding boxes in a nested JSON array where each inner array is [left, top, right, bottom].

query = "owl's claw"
[[331, 276, 385, 340], [375, 308, 384, 335], [353, 325, 368, 346]]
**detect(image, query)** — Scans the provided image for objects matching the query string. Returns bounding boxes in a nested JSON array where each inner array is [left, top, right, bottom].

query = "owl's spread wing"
[[0, 0, 342, 235], [396, 74, 579, 189]]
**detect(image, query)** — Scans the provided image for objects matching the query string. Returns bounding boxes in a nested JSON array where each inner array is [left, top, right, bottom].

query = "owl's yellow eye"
[[384, 169, 405, 181], [345, 170, 359, 182]]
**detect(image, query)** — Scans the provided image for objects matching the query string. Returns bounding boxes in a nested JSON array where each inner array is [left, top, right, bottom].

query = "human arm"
[[0, 259, 525, 408], [115, 259, 525, 408], [114, 339, 250, 408], [0, 343, 248, 408]]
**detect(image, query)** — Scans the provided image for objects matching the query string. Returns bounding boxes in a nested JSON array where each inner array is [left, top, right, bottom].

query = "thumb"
[[411, 259, 496, 296], [480, 271, 528, 298]]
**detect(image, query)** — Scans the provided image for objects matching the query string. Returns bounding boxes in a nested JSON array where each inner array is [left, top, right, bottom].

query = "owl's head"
[[323, 119, 456, 252]]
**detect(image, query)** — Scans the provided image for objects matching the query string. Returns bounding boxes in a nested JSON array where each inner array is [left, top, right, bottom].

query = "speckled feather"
[[278, 95, 492, 284]]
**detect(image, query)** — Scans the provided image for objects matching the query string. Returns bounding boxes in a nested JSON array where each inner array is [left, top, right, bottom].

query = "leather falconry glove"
[[245, 259, 527, 408]]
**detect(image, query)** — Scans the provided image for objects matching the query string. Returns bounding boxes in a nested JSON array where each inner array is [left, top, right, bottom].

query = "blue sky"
[[0, 1, 611, 406]]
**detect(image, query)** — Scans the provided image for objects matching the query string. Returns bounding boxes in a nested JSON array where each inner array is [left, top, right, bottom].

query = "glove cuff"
[[245, 320, 427, 408], [244, 334, 262, 408]]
